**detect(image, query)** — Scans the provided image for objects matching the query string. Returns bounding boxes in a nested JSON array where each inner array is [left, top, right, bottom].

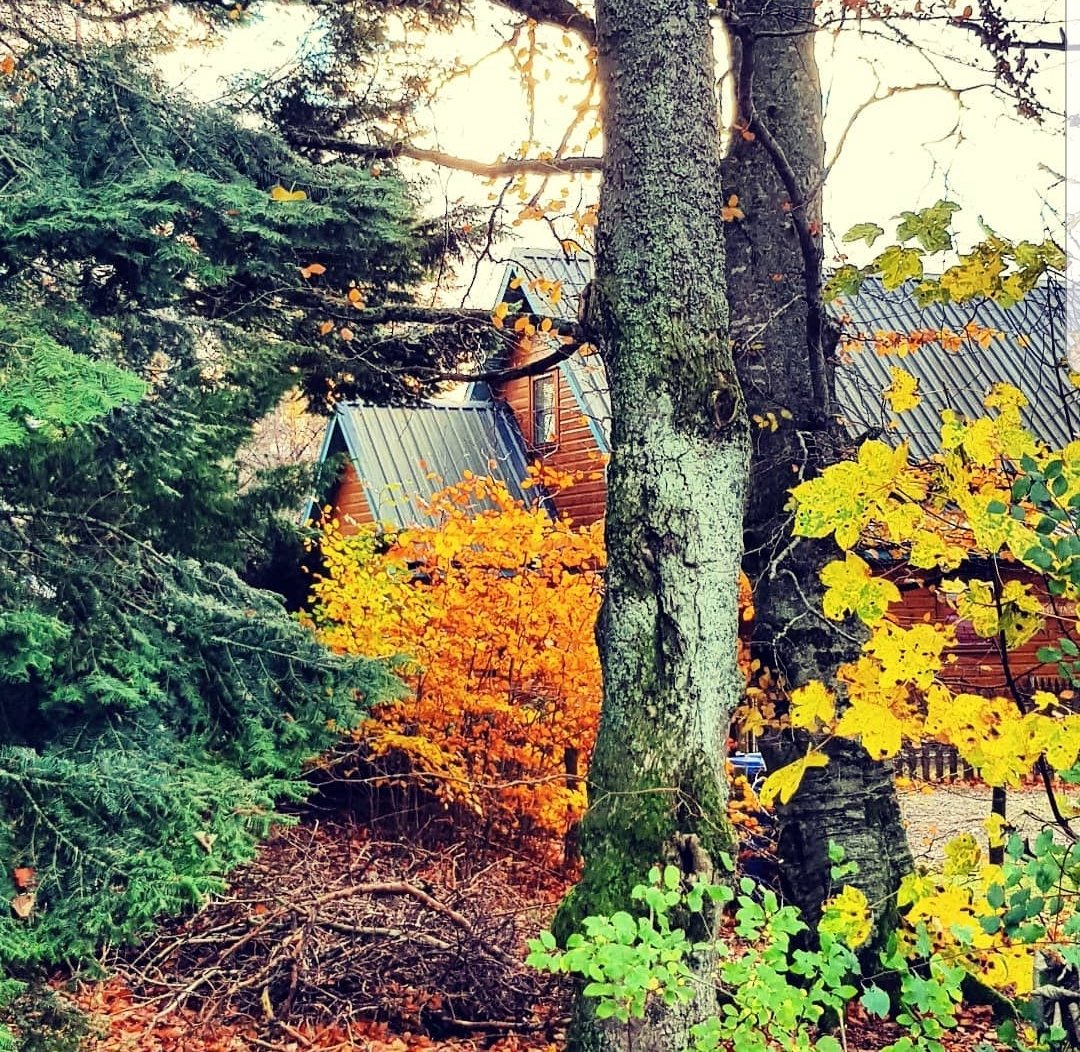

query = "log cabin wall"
[[493, 355, 607, 528], [328, 462, 375, 533], [891, 570, 1073, 695]]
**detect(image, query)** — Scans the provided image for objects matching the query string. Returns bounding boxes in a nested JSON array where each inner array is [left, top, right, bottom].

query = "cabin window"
[[531, 372, 558, 447]]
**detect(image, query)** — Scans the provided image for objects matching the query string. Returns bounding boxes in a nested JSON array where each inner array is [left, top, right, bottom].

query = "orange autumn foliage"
[[307, 469, 605, 845]]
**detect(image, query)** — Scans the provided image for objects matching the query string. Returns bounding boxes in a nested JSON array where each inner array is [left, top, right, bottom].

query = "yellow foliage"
[[308, 474, 605, 848], [758, 750, 829, 808], [819, 552, 901, 625], [882, 366, 921, 413], [897, 850, 1039, 996], [789, 681, 835, 731], [819, 885, 872, 949], [834, 697, 906, 760], [939, 578, 1043, 648], [269, 184, 307, 202]]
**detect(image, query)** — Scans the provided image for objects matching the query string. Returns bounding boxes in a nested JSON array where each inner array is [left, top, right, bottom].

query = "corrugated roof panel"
[[835, 278, 1074, 459], [491, 250, 1075, 458], [561, 352, 612, 452], [496, 248, 592, 322], [334, 402, 535, 529]]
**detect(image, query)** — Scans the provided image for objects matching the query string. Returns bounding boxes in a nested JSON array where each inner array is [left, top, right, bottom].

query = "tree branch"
[[287, 132, 602, 177], [305, 297, 587, 384], [347, 304, 496, 327], [948, 15, 1066, 52], [825, 82, 966, 173], [59, 0, 169, 22], [486, 0, 595, 45], [414, 339, 581, 384]]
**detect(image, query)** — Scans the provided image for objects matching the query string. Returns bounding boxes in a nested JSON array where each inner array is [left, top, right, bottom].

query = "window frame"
[[530, 370, 559, 450]]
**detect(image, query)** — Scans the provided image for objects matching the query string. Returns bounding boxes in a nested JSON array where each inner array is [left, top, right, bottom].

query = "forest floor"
[[59, 782, 1067, 1052]]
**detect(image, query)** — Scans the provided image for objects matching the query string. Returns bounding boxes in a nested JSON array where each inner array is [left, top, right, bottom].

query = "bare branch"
[[825, 81, 966, 172], [347, 304, 496, 327], [307, 296, 587, 385], [416, 340, 582, 384], [485, 0, 595, 46], [61, 1, 169, 22], [288, 131, 602, 177], [942, 14, 1066, 52]]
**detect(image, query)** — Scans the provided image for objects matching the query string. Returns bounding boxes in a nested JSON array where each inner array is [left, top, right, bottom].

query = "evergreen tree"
[[0, 45, 445, 980]]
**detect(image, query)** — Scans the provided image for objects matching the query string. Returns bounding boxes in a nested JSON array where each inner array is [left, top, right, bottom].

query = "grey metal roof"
[[319, 401, 536, 530], [491, 247, 592, 323], [490, 249, 1076, 460], [834, 278, 1075, 461]]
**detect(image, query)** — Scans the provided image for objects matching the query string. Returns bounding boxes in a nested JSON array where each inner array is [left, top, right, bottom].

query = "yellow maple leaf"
[[835, 700, 905, 759], [983, 382, 1027, 413], [1044, 715, 1080, 771], [998, 579, 1043, 648], [940, 578, 999, 637], [789, 681, 835, 731], [863, 621, 952, 690], [758, 750, 829, 808], [908, 528, 966, 571], [979, 945, 1035, 995], [882, 366, 921, 413], [269, 185, 308, 202], [943, 832, 981, 875], [819, 552, 901, 625], [819, 885, 872, 948]]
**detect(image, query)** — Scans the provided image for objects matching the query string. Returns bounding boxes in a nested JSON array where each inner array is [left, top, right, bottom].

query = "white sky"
[[164, 2, 1067, 289]]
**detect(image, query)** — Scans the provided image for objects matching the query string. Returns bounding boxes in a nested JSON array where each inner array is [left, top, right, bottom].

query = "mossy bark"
[[722, 0, 912, 938], [559, 0, 750, 1048]]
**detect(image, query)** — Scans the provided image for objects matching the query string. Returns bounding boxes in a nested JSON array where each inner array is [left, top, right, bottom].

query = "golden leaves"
[[834, 701, 905, 760], [819, 552, 901, 625], [819, 886, 872, 948], [882, 366, 921, 413], [789, 439, 922, 550], [308, 475, 605, 850], [758, 750, 829, 808], [789, 681, 835, 731], [721, 195, 745, 222], [269, 185, 307, 202]]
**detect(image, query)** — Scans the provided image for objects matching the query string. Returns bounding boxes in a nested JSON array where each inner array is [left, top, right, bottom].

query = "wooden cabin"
[[306, 401, 535, 532], [310, 247, 1076, 690]]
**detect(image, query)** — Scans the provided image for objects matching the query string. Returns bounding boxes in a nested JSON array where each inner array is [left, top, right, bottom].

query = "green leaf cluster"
[[828, 204, 1063, 306]]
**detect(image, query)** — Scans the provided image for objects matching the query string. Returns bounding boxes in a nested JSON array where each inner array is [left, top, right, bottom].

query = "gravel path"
[[898, 783, 1073, 864]]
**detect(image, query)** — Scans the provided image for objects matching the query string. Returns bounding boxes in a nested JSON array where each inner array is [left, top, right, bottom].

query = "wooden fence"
[[894, 742, 975, 783]]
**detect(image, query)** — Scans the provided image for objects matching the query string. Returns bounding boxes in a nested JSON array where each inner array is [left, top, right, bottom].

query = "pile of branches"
[[110, 820, 572, 1041]]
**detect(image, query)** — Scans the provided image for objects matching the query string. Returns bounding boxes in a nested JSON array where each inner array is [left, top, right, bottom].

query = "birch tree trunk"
[[555, 1, 750, 1049], [722, 1, 912, 939]]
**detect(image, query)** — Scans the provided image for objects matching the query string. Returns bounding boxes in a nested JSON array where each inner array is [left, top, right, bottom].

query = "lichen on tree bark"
[[558, 0, 750, 1047], [722, 0, 912, 939]]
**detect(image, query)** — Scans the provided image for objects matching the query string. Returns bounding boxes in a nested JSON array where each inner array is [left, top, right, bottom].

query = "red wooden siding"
[[328, 462, 374, 533], [890, 570, 1072, 695], [493, 350, 607, 527]]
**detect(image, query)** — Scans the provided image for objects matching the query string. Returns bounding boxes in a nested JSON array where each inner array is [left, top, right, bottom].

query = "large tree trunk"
[[555, 0, 750, 1048], [722, 1, 911, 938]]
